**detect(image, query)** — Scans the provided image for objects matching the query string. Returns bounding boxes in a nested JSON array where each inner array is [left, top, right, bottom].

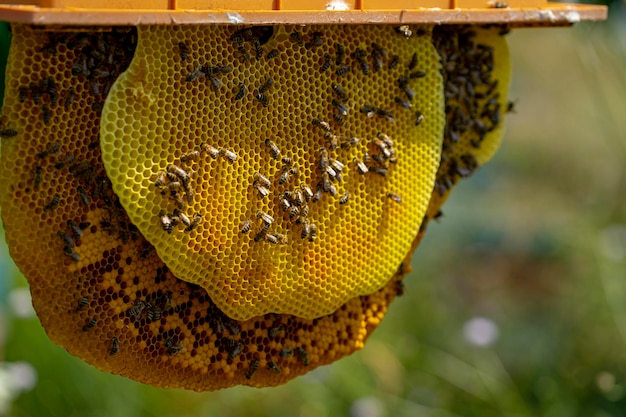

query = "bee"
[[76, 296, 88, 311], [331, 99, 349, 116], [252, 172, 271, 189], [31, 165, 43, 188], [154, 171, 168, 188], [267, 362, 281, 375], [226, 320, 240, 336], [318, 147, 330, 171], [245, 359, 260, 379], [264, 138, 280, 159], [278, 168, 293, 185], [0, 128, 17, 138], [408, 52, 418, 70], [82, 318, 96, 331], [410, 70, 427, 79], [300, 205, 310, 218], [331, 159, 345, 173], [228, 341, 244, 359], [177, 41, 190, 61], [388, 55, 400, 70], [309, 224, 317, 242], [354, 158, 368, 175], [180, 150, 200, 163], [301, 221, 311, 239], [335, 64, 351, 76], [375, 108, 395, 123], [300, 184, 313, 201], [311, 118, 331, 133], [312, 187, 323, 203], [200, 143, 220, 159], [256, 210, 274, 226], [41, 104, 51, 125], [127, 300, 146, 318], [279, 198, 291, 212], [335, 43, 345, 65], [176, 210, 192, 227], [67, 220, 83, 240], [109, 337, 120, 355], [44, 194, 60, 212], [331, 85, 347, 101], [268, 324, 285, 337], [359, 105, 376, 118], [234, 82, 246, 101], [320, 53, 332, 72], [146, 306, 161, 322], [167, 164, 190, 186], [64, 246, 80, 262], [386, 192, 402, 204], [296, 347, 309, 366], [258, 77, 274, 94], [377, 132, 394, 147], [265, 234, 279, 244], [185, 213, 202, 232], [44, 77, 57, 105], [255, 92, 268, 107], [266, 49, 279, 59], [160, 212, 174, 233], [493, 0, 508, 7], [54, 154, 75, 170], [167, 343, 184, 355], [402, 85, 415, 101], [415, 111, 425, 126], [241, 219, 252, 233], [293, 189, 304, 206], [394, 25, 412, 37], [305, 31, 323, 49], [280, 348, 293, 357], [287, 206, 300, 220], [339, 191, 350, 205], [186, 65, 204, 82], [289, 31, 303, 45], [369, 166, 388, 177], [18, 86, 28, 103], [395, 280, 405, 296], [394, 96, 412, 109]]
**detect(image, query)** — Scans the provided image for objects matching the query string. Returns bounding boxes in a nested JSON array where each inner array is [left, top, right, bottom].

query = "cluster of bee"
[[185, 63, 232, 91], [126, 291, 173, 324], [57, 219, 91, 263], [154, 143, 238, 234], [433, 26, 503, 196], [229, 26, 275, 62]]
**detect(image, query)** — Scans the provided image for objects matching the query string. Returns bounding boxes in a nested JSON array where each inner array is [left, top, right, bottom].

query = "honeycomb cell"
[[0, 23, 509, 391], [100, 25, 445, 321]]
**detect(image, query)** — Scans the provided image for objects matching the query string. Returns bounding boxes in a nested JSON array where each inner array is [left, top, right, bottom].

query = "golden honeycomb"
[[100, 25, 444, 320], [0, 23, 509, 391]]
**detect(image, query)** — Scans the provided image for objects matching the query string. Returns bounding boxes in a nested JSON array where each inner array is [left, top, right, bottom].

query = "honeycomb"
[[100, 25, 444, 320], [0, 23, 509, 390]]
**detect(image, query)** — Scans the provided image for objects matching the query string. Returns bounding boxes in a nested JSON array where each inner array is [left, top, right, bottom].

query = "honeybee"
[[167, 164, 190, 186], [180, 150, 200, 163], [177, 41, 190, 61], [300, 184, 313, 201], [146, 306, 161, 322], [200, 143, 220, 159], [265, 234, 278, 244], [301, 221, 311, 239], [335, 64, 351, 76], [331, 159, 345, 173], [258, 77, 274, 94], [305, 31, 323, 49], [44, 194, 60, 212], [312, 187, 322, 203], [354, 158, 368, 175], [408, 52, 418, 70], [109, 337, 120, 355], [219, 149, 237, 163], [293, 189, 304, 206], [279, 198, 291, 211], [30, 82, 41, 104], [127, 300, 146, 318], [268, 324, 285, 337], [332, 84, 347, 100], [18, 86, 28, 103], [368, 166, 388, 177], [245, 359, 260, 379], [266, 49, 279, 59], [359, 105, 376, 118], [410, 70, 427, 79], [318, 147, 329, 170], [339, 191, 350, 205], [402, 85, 415, 101], [267, 362, 281, 375], [241, 219, 252, 233], [320, 53, 332, 72], [389, 54, 400, 70], [394, 96, 412, 109], [75, 186, 90, 206], [332, 99, 348, 116], [256, 184, 270, 198], [260, 139, 281, 161], [386, 192, 402, 204], [287, 206, 300, 220], [279, 348, 293, 357], [0, 129, 17, 138], [309, 224, 317, 242], [278, 169, 291, 185], [41, 104, 51, 125], [289, 31, 303, 45], [67, 220, 83, 240], [235, 82, 246, 100], [186, 65, 204, 82], [254, 230, 267, 242], [335, 43, 345, 65], [415, 111, 425, 126], [82, 318, 96, 331], [296, 347, 309, 366], [160, 212, 174, 233], [184, 213, 201, 232], [229, 341, 244, 359], [255, 92, 268, 107], [281, 156, 292, 165], [256, 210, 274, 226], [312, 118, 331, 132], [394, 25, 412, 37], [64, 246, 80, 262], [33, 166, 42, 188], [167, 343, 183, 355], [340, 137, 359, 149], [76, 296, 88, 311], [300, 205, 309, 217]]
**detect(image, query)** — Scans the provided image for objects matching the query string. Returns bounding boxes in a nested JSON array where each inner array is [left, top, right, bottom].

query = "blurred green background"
[[1, 5, 625, 416]]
